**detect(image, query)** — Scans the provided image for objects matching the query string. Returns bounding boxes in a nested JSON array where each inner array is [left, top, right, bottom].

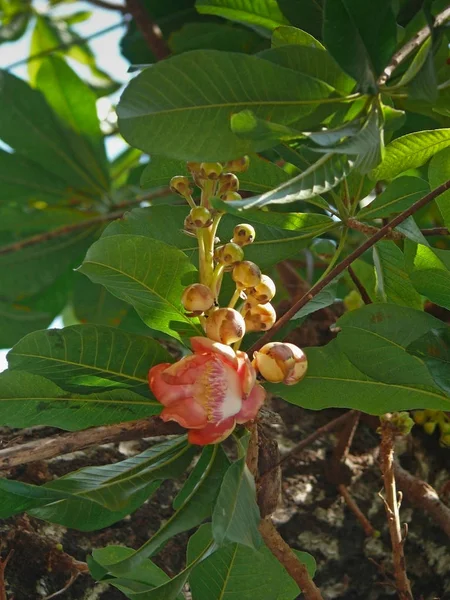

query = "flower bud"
[[413, 410, 427, 425], [424, 420, 437, 435], [199, 162, 223, 180], [214, 242, 244, 266], [225, 156, 250, 173], [221, 191, 242, 202], [232, 223, 255, 246], [247, 275, 276, 304], [190, 206, 213, 228], [244, 303, 276, 332], [205, 308, 245, 345], [186, 161, 202, 174], [183, 214, 196, 235], [440, 433, 450, 447], [218, 173, 239, 196], [181, 283, 214, 314], [253, 342, 308, 385], [170, 175, 192, 196], [232, 261, 261, 288]]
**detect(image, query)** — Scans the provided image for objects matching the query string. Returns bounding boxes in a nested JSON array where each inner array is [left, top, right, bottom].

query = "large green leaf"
[[0, 370, 160, 430], [140, 153, 291, 194], [372, 241, 422, 309], [7, 324, 171, 396], [408, 244, 450, 310], [0, 69, 107, 197], [336, 304, 443, 389], [195, 0, 289, 31], [358, 176, 430, 220], [269, 339, 450, 413], [271, 25, 324, 49], [188, 524, 315, 600], [169, 22, 264, 54], [0, 437, 193, 531], [103, 206, 336, 270], [371, 129, 450, 180], [407, 328, 450, 395], [227, 153, 353, 208], [259, 44, 355, 94], [117, 50, 334, 161], [212, 435, 261, 549], [97, 445, 229, 576], [323, 0, 397, 93], [78, 235, 202, 342], [36, 56, 109, 188], [428, 146, 450, 228], [277, 0, 323, 39]]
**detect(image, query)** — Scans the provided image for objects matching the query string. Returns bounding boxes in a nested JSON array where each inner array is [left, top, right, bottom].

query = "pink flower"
[[149, 337, 265, 445]]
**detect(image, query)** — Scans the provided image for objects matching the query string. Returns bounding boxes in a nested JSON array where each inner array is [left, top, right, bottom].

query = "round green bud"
[[221, 191, 242, 202], [214, 242, 245, 266], [247, 274, 276, 304], [186, 161, 202, 174], [218, 173, 240, 196], [199, 162, 223, 180], [424, 421, 437, 435], [232, 223, 256, 246], [190, 206, 213, 228], [170, 175, 192, 196], [225, 156, 250, 173]]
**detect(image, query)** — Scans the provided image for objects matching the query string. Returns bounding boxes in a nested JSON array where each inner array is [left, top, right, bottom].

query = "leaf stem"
[[248, 178, 450, 354]]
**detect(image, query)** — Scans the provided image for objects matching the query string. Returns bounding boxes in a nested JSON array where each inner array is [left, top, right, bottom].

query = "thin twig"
[[394, 460, 450, 539], [379, 416, 413, 600], [338, 484, 377, 537], [347, 266, 372, 304], [6, 22, 126, 70], [420, 227, 449, 236], [87, 0, 126, 11], [259, 518, 324, 600], [0, 551, 13, 600], [0, 417, 181, 471], [248, 179, 450, 354], [378, 6, 450, 85], [246, 423, 259, 477], [0, 188, 170, 257], [126, 0, 169, 60], [347, 218, 403, 240]]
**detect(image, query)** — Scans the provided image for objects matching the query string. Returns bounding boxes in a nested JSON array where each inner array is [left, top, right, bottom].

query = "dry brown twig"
[[125, 0, 169, 61], [0, 551, 13, 600], [379, 414, 413, 600]]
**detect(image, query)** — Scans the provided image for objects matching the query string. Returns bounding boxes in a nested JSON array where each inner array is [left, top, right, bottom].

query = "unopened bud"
[[205, 307, 245, 345], [170, 175, 192, 196], [199, 162, 223, 180], [247, 275, 276, 304], [184, 214, 196, 234], [214, 242, 244, 266], [181, 284, 214, 314], [221, 191, 242, 202], [218, 173, 239, 196], [186, 161, 202, 174], [253, 342, 307, 385], [190, 206, 213, 228], [232, 261, 261, 288], [424, 420, 437, 435], [232, 223, 255, 246], [244, 302, 276, 332], [440, 433, 450, 447], [225, 156, 250, 173], [413, 410, 427, 425]]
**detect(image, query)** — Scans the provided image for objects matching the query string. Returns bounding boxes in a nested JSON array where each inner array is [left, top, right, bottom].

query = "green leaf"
[[212, 435, 261, 549], [0, 69, 106, 198], [78, 235, 202, 342], [227, 153, 353, 208], [7, 324, 171, 396], [372, 241, 422, 309], [97, 445, 229, 576], [36, 56, 109, 188], [141, 153, 291, 194], [169, 22, 264, 54], [259, 44, 355, 94], [231, 110, 300, 144], [336, 303, 445, 388], [358, 176, 429, 220], [269, 338, 450, 413], [195, 0, 289, 31], [117, 50, 334, 161], [407, 328, 450, 395], [0, 437, 193, 531], [428, 146, 450, 228], [188, 524, 316, 599], [277, 0, 323, 39], [72, 274, 132, 327], [271, 25, 324, 49], [323, 0, 397, 93], [0, 370, 161, 430], [408, 244, 450, 310], [371, 129, 450, 180]]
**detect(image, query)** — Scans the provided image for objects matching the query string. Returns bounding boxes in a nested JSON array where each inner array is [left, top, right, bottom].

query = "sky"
[[0, 1, 132, 371]]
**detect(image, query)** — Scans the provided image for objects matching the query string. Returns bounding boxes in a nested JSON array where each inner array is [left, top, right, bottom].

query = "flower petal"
[[160, 397, 208, 429], [149, 363, 194, 406], [236, 350, 256, 396], [188, 417, 236, 445], [162, 354, 209, 385], [190, 336, 238, 368], [235, 384, 265, 424]]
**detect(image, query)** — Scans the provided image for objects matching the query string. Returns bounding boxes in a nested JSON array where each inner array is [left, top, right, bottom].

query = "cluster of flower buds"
[[413, 410, 450, 447]]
